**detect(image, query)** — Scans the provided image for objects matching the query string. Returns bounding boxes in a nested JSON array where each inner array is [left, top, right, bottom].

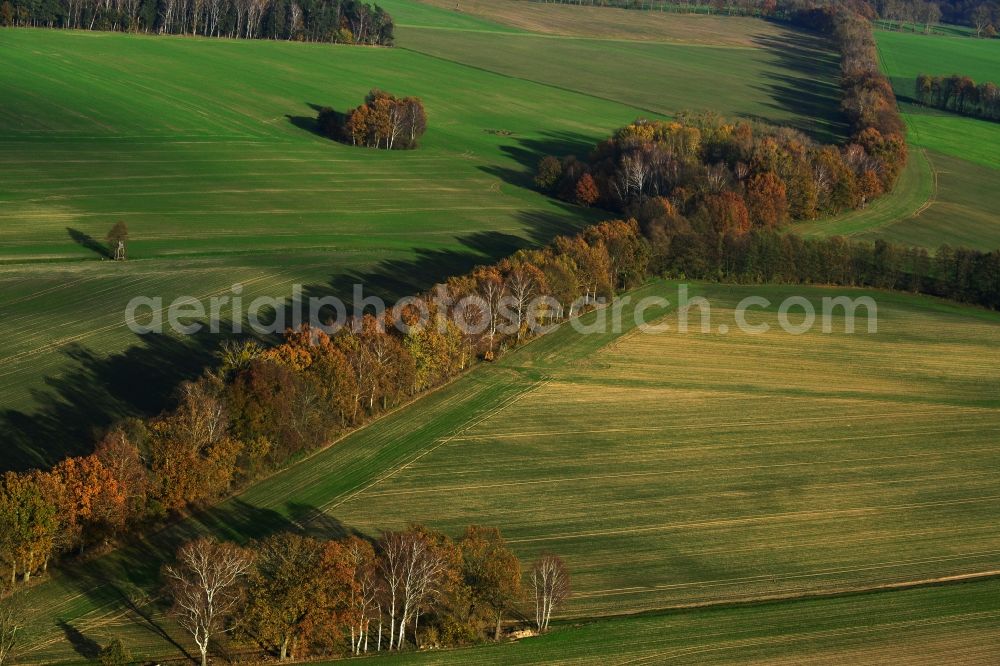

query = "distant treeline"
[[872, 0, 998, 36], [521, 0, 786, 17], [915, 73, 1000, 120], [0, 0, 395, 44]]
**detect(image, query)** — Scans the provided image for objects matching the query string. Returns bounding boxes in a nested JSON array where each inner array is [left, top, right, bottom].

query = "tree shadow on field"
[[67, 227, 110, 259], [57, 620, 101, 659], [749, 29, 850, 143], [0, 326, 233, 471], [484, 129, 604, 189], [287, 102, 341, 140], [2, 211, 588, 474], [283, 219, 584, 330]]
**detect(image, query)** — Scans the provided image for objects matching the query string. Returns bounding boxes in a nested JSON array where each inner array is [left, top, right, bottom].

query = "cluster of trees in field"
[[915, 73, 1000, 120], [0, 0, 394, 44], [161, 528, 568, 664], [537, 1, 907, 232], [317, 90, 427, 149], [535, 112, 902, 229]]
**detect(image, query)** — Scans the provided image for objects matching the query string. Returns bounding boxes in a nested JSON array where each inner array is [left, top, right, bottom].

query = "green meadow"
[[374, 578, 1000, 665], [0, 25, 621, 468]]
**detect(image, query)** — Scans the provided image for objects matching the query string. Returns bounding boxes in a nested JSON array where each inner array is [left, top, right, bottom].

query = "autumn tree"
[[744, 171, 788, 228], [470, 266, 507, 359], [583, 219, 651, 290], [94, 427, 149, 526], [227, 357, 327, 469], [402, 312, 465, 392], [534, 156, 563, 192], [50, 454, 127, 553], [378, 527, 454, 650], [973, 3, 992, 37], [242, 533, 338, 660], [701, 191, 751, 236], [499, 257, 547, 341], [857, 169, 883, 208], [164, 537, 253, 666], [531, 553, 570, 633], [0, 471, 59, 583], [553, 234, 612, 312], [574, 173, 600, 206], [459, 526, 521, 640], [150, 377, 242, 513], [342, 536, 378, 655]]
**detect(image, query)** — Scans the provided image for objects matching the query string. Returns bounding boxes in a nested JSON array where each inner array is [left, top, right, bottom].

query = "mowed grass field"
[[15, 280, 1000, 663], [816, 30, 1000, 251], [0, 5, 852, 469]]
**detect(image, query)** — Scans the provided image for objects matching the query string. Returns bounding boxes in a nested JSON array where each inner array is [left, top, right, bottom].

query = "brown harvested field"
[[408, 0, 790, 47]]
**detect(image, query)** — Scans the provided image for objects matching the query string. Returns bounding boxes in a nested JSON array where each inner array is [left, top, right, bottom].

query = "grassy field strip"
[[337, 577, 1000, 664], [791, 147, 933, 239], [309, 377, 551, 518]]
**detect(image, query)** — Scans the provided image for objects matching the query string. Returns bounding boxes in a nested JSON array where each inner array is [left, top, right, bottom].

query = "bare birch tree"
[[164, 538, 253, 666], [531, 553, 570, 633]]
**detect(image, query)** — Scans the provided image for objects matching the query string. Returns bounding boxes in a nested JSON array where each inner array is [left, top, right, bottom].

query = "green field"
[[858, 30, 1000, 250], [0, 25, 625, 469], [14, 280, 1000, 663], [386, 0, 848, 143], [375, 578, 1000, 664], [799, 29, 1000, 250], [0, 5, 853, 469]]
